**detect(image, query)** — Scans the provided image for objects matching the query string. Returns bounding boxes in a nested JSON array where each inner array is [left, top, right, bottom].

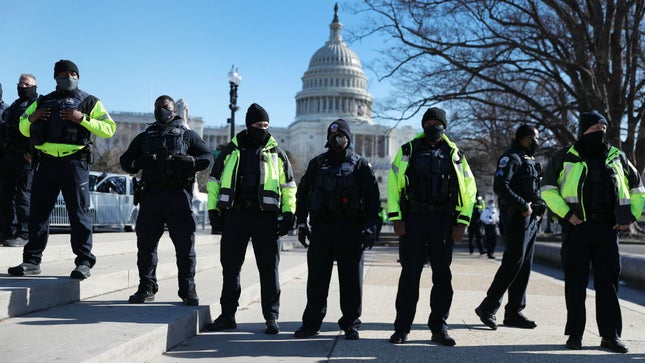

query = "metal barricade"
[[50, 192, 138, 231]]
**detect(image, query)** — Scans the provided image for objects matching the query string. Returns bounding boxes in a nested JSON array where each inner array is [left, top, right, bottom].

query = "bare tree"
[[349, 0, 645, 171]]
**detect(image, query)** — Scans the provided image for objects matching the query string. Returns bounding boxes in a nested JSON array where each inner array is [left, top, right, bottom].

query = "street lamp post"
[[227, 66, 242, 140]]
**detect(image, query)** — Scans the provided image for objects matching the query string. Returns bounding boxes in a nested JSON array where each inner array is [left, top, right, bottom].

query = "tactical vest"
[[406, 140, 456, 205], [30, 91, 95, 146], [584, 157, 614, 216], [308, 152, 363, 218], [557, 146, 632, 223], [2, 97, 36, 153], [499, 150, 542, 206], [235, 146, 262, 203], [140, 123, 191, 187]]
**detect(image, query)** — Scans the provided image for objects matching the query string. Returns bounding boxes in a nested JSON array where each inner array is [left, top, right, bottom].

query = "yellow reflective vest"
[[387, 133, 477, 226], [540, 145, 645, 225], [19, 90, 116, 157], [207, 134, 296, 214]]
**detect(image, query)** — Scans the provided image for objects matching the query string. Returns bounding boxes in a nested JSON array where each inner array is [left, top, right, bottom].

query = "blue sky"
[[0, 0, 396, 129]]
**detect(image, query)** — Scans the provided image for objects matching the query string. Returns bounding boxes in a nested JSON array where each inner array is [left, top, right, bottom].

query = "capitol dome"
[[295, 4, 373, 124]]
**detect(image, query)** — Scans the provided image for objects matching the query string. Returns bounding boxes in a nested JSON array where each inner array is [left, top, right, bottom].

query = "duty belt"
[[38, 149, 91, 162], [233, 199, 261, 210], [407, 200, 451, 214], [588, 213, 616, 224]]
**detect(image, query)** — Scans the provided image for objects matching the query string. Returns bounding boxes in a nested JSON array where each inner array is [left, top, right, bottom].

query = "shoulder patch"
[[498, 156, 509, 168]]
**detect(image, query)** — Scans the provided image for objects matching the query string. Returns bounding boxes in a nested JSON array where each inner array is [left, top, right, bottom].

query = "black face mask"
[[154, 108, 175, 124], [528, 140, 538, 155], [17, 86, 37, 100], [247, 126, 268, 145], [328, 135, 349, 152], [577, 131, 605, 157], [424, 125, 444, 142], [55, 76, 78, 93]]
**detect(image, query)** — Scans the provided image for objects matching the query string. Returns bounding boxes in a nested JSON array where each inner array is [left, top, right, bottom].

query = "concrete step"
[[0, 230, 211, 267], [0, 232, 219, 320], [0, 237, 308, 363], [376, 231, 398, 247]]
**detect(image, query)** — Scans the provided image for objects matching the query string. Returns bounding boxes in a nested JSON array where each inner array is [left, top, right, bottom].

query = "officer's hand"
[[361, 228, 376, 251], [568, 214, 583, 225], [168, 155, 196, 172], [522, 202, 533, 218], [297, 224, 310, 248], [393, 220, 406, 236], [28, 108, 50, 122], [531, 200, 546, 217], [614, 223, 630, 231], [60, 109, 83, 123], [452, 223, 467, 243], [133, 154, 157, 170], [278, 212, 294, 236], [209, 209, 222, 233]]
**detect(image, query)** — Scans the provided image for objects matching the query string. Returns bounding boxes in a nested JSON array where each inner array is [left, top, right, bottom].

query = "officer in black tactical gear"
[[206, 103, 296, 335], [293, 119, 380, 341], [0, 74, 38, 247], [475, 125, 544, 330], [8, 60, 116, 280], [120, 95, 212, 306], [387, 107, 477, 346], [0, 82, 8, 118]]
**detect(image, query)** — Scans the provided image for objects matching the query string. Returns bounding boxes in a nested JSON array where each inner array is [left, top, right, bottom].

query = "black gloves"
[[278, 212, 294, 237], [167, 155, 195, 173], [532, 200, 547, 217], [133, 154, 157, 170], [209, 209, 222, 233], [361, 228, 376, 251], [297, 223, 311, 248]]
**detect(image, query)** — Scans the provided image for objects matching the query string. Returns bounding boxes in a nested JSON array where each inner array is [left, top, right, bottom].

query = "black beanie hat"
[[422, 107, 447, 128], [579, 110, 607, 136], [245, 103, 269, 127], [327, 119, 352, 140], [54, 59, 79, 78]]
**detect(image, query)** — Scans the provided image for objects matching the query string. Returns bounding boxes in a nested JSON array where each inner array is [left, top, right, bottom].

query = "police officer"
[[0, 82, 8, 117], [387, 107, 477, 346], [8, 60, 116, 279], [541, 111, 645, 353], [119, 95, 212, 306], [475, 125, 544, 330], [0, 81, 9, 244], [206, 103, 296, 335], [0, 74, 38, 247], [293, 119, 380, 340], [480, 199, 500, 259], [467, 196, 485, 255]]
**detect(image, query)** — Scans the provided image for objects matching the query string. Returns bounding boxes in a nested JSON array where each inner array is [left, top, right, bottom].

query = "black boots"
[[178, 287, 199, 306], [128, 282, 158, 303]]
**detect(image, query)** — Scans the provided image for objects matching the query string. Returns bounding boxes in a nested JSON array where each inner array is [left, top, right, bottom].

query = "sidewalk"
[[155, 241, 645, 362], [1, 231, 643, 362]]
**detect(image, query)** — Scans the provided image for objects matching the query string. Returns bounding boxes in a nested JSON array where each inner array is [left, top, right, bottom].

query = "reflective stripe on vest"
[[217, 146, 284, 212], [558, 146, 631, 221]]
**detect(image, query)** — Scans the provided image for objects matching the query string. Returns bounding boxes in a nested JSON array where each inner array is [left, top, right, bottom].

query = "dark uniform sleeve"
[[295, 157, 319, 225], [209, 143, 233, 180], [357, 157, 381, 230], [119, 133, 145, 174], [186, 130, 213, 171], [493, 152, 529, 212]]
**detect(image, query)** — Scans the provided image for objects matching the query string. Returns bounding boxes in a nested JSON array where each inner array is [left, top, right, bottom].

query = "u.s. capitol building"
[[99, 5, 415, 197]]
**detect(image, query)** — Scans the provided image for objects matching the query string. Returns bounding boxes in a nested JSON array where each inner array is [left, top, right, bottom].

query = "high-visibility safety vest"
[[19, 89, 115, 157], [387, 132, 477, 226], [207, 135, 296, 214], [540, 145, 645, 225]]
